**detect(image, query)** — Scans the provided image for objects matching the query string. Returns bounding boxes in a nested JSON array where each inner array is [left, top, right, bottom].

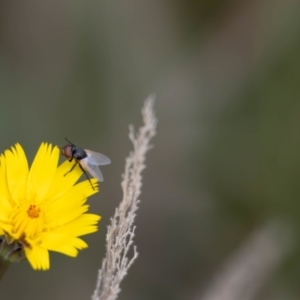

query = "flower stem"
[[0, 237, 25, 281], [0, 257, 10, 282], [0, 238, 12, 283]]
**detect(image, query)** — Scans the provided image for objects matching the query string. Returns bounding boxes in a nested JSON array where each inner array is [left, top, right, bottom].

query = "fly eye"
[[61, 145, 73, 159]]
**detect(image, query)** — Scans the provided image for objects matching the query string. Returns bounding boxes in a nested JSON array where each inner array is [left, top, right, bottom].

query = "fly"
[[61, 137, 111, 189]]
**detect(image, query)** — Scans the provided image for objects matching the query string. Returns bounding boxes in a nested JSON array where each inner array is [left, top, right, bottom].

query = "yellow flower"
[[0, 143, 101, 270]]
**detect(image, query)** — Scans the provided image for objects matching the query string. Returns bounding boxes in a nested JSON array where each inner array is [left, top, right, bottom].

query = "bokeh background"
[[1, 0, 300, 299]]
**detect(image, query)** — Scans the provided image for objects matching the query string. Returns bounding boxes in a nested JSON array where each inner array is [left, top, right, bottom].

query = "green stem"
[[0, 257, 10, 282], [0, 238, 24, 282]]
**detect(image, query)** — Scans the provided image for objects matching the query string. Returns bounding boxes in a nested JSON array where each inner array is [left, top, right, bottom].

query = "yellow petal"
[[0, 153, 17, 224], [0, 155, 13, 208], [51, 214, 101, 236], [25, 245, 50, 270], [46, 179, 98, 214], [0, 195, 12, 222], [46, 205, 90, 228], [46, 160, 83, 201], [40, 232, 88, 257], [27, 143, 59, 203], [4, 144, 28, 204]]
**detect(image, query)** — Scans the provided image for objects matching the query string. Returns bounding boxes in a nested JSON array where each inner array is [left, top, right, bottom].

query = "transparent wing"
[[80, 158, 104, 182], [85, 150, 111, 166]]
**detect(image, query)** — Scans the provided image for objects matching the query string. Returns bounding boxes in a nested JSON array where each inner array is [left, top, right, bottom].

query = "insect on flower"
[[61, 138, 111, 189]]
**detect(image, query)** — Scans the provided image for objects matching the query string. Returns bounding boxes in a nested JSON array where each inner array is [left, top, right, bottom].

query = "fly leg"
[[78, 164, 95, 190], [64, 161, 78, 176]]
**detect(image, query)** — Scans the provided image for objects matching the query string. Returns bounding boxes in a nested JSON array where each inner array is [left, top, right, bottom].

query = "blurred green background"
[[1, 0, 300, 299]]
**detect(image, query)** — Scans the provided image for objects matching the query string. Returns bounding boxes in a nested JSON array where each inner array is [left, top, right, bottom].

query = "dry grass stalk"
[[91, 95, 157, 300], [198, 220, 293, 300]]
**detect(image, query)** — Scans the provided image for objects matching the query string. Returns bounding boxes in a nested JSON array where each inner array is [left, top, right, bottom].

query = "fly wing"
[[85, 150, 111, 166], [80, 158, 104, 182]]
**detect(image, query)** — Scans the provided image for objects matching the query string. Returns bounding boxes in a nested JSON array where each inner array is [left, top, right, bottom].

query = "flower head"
[[0, 143, 101, 270]]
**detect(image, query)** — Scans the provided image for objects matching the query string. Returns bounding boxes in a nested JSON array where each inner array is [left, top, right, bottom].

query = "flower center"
[[27, 204, 41, 219]]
